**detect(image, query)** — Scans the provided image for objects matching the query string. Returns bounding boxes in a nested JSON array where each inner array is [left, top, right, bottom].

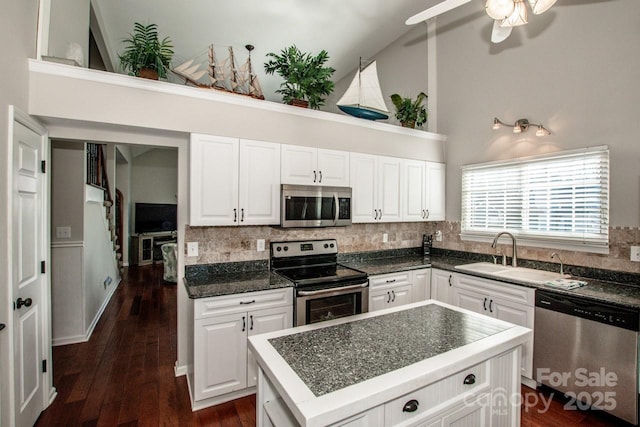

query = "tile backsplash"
[[185, 221, 640, 274]]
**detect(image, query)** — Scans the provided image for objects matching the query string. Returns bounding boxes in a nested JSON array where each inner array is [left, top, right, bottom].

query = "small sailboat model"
[[172, 44, 264, 99], [336, 59, 389, 120]]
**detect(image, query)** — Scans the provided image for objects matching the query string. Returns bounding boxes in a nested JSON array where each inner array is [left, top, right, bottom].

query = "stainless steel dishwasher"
[[534, 290, 640, 425]]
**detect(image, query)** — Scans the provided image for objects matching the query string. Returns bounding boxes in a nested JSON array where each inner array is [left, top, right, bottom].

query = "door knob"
[[16, 298, 32, 309]]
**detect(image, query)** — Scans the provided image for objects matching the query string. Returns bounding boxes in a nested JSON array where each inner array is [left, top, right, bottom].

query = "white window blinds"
[[461, 146, 609, 253]]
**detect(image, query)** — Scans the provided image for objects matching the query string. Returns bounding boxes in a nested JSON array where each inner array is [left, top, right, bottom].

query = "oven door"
[[295, 280, 368, 326], [281, 184, 352, 228]]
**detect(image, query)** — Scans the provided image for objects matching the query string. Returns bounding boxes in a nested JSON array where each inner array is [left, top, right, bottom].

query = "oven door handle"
[[333, 193, 339, 226], [297, 282, 368, 297]]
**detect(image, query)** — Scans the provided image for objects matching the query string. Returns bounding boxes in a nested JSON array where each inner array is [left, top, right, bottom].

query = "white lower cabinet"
[[368, 268, 431, 312], [430, 268, 455, 305], [193, 288, 293, 407], [329, 407, 384, 427], [452, 273, 535, 380]]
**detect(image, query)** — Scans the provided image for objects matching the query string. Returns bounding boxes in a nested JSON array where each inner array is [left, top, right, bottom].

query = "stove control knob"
[[283, 246, 289, 251], [276, 246, 282, 252], [324, 243, 329, 248], [330, 243, 335, 248]]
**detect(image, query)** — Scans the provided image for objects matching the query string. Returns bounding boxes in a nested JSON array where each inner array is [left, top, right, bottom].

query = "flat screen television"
[[134, 203, 177, 234]]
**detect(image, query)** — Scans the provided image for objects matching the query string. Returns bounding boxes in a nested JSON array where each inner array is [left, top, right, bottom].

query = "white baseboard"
[[522, 376, 537, 389], [52, 334, 87, 346], [83, 277, 121, 341], [174, 363, 188, 377]]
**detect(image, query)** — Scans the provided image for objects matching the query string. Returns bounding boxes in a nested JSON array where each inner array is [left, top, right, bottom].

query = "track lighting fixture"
[[492, 117, 551, 136]]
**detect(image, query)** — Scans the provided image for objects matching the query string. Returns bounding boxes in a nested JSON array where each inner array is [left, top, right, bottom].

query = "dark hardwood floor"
[[36, 265, 626, 426]]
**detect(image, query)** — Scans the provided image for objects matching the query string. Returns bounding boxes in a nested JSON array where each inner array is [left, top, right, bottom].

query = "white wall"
[[0, 0, 39, 425], [131, 148, 178, 205], [51, 140, 85, 242], [435, 0, 640, 227], [48, 0, 90, 66]]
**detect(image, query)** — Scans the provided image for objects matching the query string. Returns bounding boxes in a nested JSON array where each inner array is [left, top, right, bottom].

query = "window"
[[461, 146, 609, 253]]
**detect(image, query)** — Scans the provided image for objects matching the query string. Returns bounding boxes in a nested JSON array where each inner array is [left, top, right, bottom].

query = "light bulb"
[[536, 125, 546, 136], [513, 124, 522, 134], [485, 0, 515, 20], [492, 118, 501, 130], [501, 0, 528, 27], [528, 0, 557, 14]]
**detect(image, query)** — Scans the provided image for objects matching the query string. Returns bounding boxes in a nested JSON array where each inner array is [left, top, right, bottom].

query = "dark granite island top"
[[249, 300, 531, 427]]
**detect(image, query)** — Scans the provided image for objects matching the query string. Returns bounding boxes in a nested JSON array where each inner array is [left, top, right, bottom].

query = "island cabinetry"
[[452, 274, 535, 380], [430, 269, 456, 305], [401, 160, 446, 222], [350, 153, 402, 223], [281, 144, 350, 186], [192, 288, 293, 407], [190, 134, 281, 226]]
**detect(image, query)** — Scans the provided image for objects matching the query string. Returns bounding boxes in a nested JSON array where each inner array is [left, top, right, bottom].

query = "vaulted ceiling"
[[91, 0, 439, 103]]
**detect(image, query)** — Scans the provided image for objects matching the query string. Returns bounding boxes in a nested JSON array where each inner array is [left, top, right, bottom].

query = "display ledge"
[[29, 59, 446, 162]]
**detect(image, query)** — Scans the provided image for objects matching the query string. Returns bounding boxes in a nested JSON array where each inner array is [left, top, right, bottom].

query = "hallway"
[[35, 265, 255, 426]]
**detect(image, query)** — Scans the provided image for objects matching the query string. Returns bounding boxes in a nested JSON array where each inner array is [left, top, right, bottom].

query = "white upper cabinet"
[[402, 160, 445, 222], [425, 162, 445, 221], [350, 153, 401, 223], [281, 144, 349, 186], [190, 134, 280, 226]]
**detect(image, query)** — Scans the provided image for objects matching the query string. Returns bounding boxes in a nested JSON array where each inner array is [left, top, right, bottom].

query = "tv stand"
[[131, 231, 177, 266]]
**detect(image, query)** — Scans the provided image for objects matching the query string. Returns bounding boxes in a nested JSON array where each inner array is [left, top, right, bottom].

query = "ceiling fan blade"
[[406, 0, 474, 25], [491, 19, 513, 43]]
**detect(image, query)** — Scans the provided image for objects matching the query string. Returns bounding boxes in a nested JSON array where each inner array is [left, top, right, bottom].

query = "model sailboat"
[[172, 44, 265, 99], [336, 59, 389, 120]]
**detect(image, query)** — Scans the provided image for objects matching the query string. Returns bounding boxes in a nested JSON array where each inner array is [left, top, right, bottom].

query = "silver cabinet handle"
[[391, 290, 396, 302], [240, 300, 256, 305], [249, 315, 254, 331], [374, 209, 378, 220], [448, 275, 452, 286], [386, 291, 391, 303], [313, 170, 317, 183], [241, 208, 244, 222], [386, 279, 396, 283], [483, 297, 487, 311], [319, 170, 322, 183], [233, 208, 237, 222], [379, 210, 382, 220], [425, 209, 430, 219], [489, 299, 493, 313], [242, 316, 246, 332]]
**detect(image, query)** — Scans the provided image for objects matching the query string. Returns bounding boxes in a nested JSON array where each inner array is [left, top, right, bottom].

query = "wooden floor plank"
[[36, 264, 628, 426]]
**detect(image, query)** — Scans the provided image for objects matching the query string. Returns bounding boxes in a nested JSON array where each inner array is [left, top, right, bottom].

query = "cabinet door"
[[239, 139, 281, 225], [350, 153, 378, 223], [425, 162, 445, 221], [402, 159, 426, 222], [388, 284, 412, 308], [490, 298, 534, 378], [247, 306, 293, 387], [329, 406, 384, 427], [430, 269, 455, 305], [190, 134, 239, 226], [412, 268, 431, 302], [440, 395, 490, 427], [370, 288, 392, 312], [377, 156, 402, 222], [194, 312, 247, 400], [453, 287, 488, 315], [281, 144, 318, 185], [317, 148, 350, 186]]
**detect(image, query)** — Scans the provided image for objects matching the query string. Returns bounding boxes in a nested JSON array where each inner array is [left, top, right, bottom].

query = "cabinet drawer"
[[456, 273, 535, 306], [384, 360, 489, 426], [369, 272, 410, 288], [195, 288, 293, 319]]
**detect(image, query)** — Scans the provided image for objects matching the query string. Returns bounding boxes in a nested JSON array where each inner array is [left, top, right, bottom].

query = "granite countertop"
[[268, 303, 511, 396], [184, 270, 292, 299], [431, 255, 640, 310], [341, 255, 430, 276]]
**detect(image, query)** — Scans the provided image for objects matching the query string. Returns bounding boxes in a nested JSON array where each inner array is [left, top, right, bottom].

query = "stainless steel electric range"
[[270, 239, 368, 326]]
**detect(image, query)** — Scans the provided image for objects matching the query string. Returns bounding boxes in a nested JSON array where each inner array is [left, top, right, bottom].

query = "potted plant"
[[264, 45, 335, 109], [118, 22, 174, 80], [390, 92, 428, 128]]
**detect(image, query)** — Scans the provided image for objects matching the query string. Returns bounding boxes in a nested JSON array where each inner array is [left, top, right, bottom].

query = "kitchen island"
[[248, 300, 531, 427]]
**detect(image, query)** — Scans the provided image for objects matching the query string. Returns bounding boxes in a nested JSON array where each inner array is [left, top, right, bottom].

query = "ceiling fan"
[[406, 0, 557, 43]]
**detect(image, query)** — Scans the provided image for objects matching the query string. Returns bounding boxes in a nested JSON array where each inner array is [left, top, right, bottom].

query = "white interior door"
[[12, 119, 46, 427]]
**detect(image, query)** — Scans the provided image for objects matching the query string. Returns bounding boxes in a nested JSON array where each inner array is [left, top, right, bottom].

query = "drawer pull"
[[402, 399, 419, 413], [483, 297, 487, 311], [463, 374, 476, 385], [240, 300, 256, 305], [386, 279, 396, 283]]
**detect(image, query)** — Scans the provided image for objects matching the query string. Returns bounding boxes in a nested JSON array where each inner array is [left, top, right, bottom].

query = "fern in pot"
[[118, 22, 174, 80], [390, 92, 428, 128]]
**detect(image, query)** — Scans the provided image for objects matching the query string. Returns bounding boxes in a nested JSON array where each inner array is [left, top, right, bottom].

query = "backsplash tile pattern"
[[185, 221, 639, 275], [422, 221, 640, 275]]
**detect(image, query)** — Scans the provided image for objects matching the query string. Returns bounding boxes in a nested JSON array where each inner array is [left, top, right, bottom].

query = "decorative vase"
[[289, 99, 309, 108], [138, 68, 159, 80], [401, 120, 416, 129]]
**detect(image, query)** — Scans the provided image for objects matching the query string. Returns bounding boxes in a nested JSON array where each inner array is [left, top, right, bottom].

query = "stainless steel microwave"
[[281, 184, 352, 228]]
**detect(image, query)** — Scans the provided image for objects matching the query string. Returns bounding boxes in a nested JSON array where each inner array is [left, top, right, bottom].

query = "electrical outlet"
[[187, 242, 199, 257], [103, 276, 112, 289], [382, 233, 388, 243], [56, 226, 71, 239], [435, 230, 443, 242], [631, 246, 640, 262], [257, 239, 265, 252]]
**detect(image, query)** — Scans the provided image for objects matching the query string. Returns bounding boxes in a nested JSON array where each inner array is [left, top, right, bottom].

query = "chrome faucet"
[[491, 231, 517, 267], [551, 252, 564, 275]]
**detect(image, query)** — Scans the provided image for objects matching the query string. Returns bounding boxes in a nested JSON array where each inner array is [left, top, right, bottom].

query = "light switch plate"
[[631, 246, 640, 262], [382, 233, 388, 243], [187, 242, 199, 257], [257, 239, 265, 252], [56, 226, 71, 239]]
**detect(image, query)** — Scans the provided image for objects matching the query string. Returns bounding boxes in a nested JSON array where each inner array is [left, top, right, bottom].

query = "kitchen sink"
[[454, 262, 570, 285]]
